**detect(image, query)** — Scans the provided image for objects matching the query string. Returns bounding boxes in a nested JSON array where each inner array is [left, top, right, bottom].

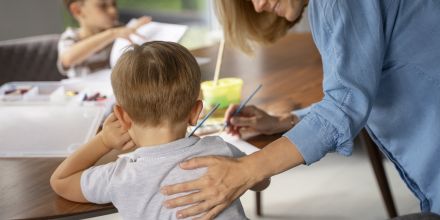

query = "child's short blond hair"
[[111, 41, 201, 126], [214, 0, 304, 54]]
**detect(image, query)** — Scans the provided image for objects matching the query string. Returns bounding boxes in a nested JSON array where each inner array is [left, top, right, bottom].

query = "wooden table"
[[0, 33, 395, 219]]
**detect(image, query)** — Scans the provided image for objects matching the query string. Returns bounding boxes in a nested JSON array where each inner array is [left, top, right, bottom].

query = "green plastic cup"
[[201, 78, 243, 109]]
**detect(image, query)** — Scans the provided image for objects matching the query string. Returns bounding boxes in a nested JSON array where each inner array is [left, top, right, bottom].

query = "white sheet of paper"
[[0, 105, 104, 157], [214, 132, 260, 155], [110, 20, 188, 67], [195, 56, 211, 66]]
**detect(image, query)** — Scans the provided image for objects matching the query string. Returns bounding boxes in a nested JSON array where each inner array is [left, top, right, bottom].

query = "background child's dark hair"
[[111, 41, 201, 126]]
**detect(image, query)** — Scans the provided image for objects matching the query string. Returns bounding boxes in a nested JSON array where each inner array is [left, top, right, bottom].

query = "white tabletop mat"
[[0, 105, 104, 157]]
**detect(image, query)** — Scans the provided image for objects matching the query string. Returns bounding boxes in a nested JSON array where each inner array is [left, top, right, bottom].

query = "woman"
[[161, 0, 440, 219]]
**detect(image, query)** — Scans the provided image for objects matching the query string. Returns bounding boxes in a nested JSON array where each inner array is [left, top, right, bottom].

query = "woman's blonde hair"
[[214, 0, 304, 54]]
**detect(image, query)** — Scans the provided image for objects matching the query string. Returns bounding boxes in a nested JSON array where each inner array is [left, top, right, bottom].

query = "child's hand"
[[99, 113, 135, 151], [132, 16, 152, 29], [112, 26, 144, 42], [111, 16, 152, 42]]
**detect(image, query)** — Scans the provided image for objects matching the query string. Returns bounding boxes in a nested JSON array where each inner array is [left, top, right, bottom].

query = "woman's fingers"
[[194, 204, 228, 220], [164, 191, 206, 210], [179, 156, 219, 170], [225, 104, 257, 121], [161, 157, 224, 195], [165, 179, 232, 219], [224, 104, 239, 122], [230, 116, 256, 127], [175, 199, 219, 219], [226, 125, 241, 136], [161, 179, 204, 196], [223, 105, 262, 134], [238, 105, 259, 116]]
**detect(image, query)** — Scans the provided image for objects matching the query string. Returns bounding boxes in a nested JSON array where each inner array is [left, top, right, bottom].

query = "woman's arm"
[[250, 178, 270, 192], [161, 136, 304, 219]]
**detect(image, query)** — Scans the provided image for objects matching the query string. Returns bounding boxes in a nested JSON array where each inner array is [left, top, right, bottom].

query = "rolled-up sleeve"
[[57, 28, 77, 76], [284, 0, 385, 165]]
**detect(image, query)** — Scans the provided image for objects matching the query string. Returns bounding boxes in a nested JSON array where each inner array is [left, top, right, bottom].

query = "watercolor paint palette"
[[0, 81, 115, 157], [0, 105, 105, 157], [0, 81, 114, 107]]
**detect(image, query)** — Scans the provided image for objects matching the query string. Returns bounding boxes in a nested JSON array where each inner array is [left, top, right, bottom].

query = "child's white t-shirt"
[[57, 27, 112, 78], [80, 136, 249, 220]]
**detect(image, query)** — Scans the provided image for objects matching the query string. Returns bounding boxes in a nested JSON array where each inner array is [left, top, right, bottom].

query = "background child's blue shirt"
[[284, 0, 440, 213]]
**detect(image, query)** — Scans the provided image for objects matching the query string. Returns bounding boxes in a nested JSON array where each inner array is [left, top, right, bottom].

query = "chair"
[[360, 128, 398, 218], [0, 34, 66, 85]]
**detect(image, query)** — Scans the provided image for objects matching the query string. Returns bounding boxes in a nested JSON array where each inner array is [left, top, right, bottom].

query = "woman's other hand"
[[224, 104, 298, 136]]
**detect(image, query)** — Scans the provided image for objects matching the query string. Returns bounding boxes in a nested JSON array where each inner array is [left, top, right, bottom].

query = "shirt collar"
[[120, 136, 200, 160]]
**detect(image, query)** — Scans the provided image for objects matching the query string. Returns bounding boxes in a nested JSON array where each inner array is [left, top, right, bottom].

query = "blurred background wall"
[[0, 0, 309, 46], [0, 0, 64, 41]]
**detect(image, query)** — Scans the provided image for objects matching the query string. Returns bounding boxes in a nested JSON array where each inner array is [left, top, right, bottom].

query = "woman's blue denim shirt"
[[284, 0, 440, 213]]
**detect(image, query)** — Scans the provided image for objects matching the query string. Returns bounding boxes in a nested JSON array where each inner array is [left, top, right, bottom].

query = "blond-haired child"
[[58, 0, 150, 77], [51, 41, 269, 219]]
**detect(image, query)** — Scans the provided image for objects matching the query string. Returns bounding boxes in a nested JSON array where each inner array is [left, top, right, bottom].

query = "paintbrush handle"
[[187, 103, 220, 137], [213, 40, 225, 85]]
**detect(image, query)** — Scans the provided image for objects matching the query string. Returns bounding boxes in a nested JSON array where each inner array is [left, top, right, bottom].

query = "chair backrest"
[[0, 34, 66, 85]]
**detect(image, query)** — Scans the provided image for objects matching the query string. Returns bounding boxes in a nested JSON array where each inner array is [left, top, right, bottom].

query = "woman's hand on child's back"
[[99, 113, 135, 151]]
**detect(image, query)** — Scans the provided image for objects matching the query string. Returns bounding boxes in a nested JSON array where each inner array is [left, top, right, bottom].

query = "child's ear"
[[69, 2, 83, 19], [113, 105, 132, 130], [189, 100, 203, 126]]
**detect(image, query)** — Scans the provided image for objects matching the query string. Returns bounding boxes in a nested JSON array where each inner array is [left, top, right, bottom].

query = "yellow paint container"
[[201, 78, 243, 109]]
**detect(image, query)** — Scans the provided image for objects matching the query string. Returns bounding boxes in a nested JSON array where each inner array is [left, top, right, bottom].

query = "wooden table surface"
[[0, 33, 323, 219]]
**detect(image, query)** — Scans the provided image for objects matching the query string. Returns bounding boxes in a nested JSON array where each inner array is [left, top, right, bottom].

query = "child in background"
[[50, 41, 270, 219], [59, 0, 150, 77]]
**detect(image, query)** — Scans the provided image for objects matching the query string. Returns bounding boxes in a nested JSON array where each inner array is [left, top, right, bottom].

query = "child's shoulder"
[[198, 135, 228, 147], [197, 136, 245, 158], [85, 156, 132, 177]]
